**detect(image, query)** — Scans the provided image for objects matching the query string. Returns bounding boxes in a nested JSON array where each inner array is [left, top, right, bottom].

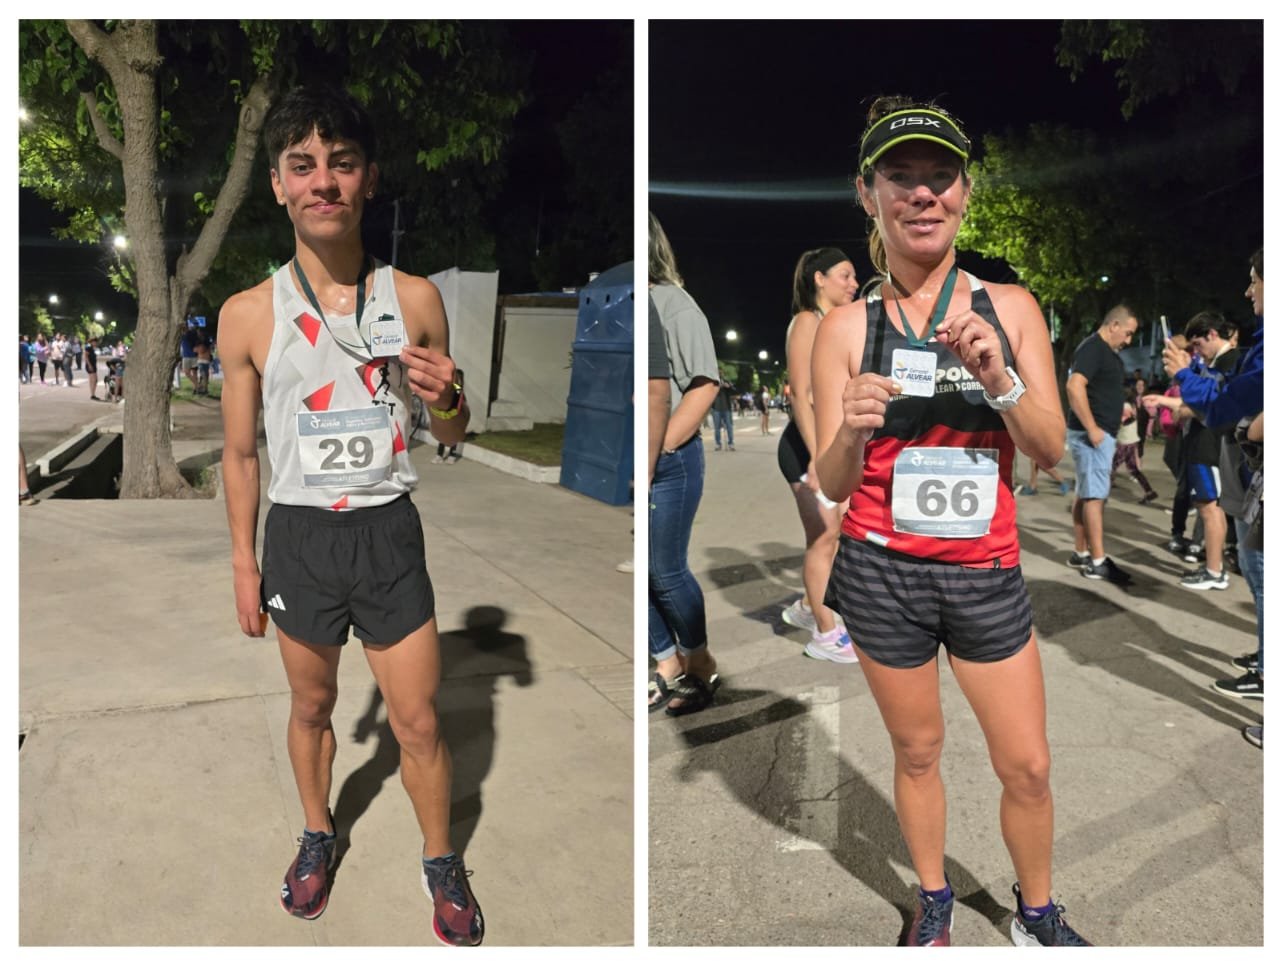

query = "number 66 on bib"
[[891, 447, 1000, 538]]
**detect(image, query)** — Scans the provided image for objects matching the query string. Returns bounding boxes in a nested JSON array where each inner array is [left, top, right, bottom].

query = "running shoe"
[[1232, 651, 1259, 671], [781, 597, 818, 634], [280, 818, 337, 920], [1058, 481, 1072, 495], [1183, 543, 1205, 564], [906, 888, 954, 946], [1066, 552, 1090, 570], [1180, 567, 1228, 591], [1139, 491, 1159, 505], [1010, 884, 1091, 946], [1242, 725, 1263, 749], [1163, 535, 1190, 557], [1020, 486, 1039, 496], [804, 625, 858, 664], [1213, 670, 1263, 700], [1223, 549, 1241, 575], [423, 853, 484, 946], [1080, 557, 1131, 585]]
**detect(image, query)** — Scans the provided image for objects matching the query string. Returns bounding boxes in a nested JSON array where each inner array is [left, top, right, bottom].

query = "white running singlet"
[[262, 259, 420, 510]]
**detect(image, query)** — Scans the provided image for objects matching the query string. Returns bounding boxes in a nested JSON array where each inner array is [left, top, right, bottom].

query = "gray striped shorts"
[[825, 535, 1033, 668]]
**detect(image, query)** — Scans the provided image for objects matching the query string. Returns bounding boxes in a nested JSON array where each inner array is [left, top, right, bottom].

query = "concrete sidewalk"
[[649, 413, 1262, 947], [18, 386, 635, 946]]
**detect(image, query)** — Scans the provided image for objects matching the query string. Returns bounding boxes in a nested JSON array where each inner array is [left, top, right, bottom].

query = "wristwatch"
[[981, 367, 1026, 411]]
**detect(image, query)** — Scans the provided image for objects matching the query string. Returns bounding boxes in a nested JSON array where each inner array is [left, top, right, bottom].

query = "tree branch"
[[80, 90, 124, 161], [177, 75, 274, 292]]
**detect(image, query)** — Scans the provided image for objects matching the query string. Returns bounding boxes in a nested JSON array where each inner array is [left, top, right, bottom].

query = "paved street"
[[649, 412, 1262, 947], [18, 383, 635, 946]]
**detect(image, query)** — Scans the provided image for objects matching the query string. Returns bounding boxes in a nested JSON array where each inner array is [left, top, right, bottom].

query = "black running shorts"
[[261, 494, 435, 647], [825, 535, 1032, 667], [777, 419, 809, 485]]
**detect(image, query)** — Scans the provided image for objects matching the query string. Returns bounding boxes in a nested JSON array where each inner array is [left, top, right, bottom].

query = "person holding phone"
[[813, 96, 1090, 946]]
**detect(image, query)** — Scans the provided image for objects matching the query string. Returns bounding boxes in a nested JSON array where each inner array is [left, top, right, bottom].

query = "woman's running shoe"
[[1009, 884, 1091, 946], [781, 597, 817, 633], [804, 625, 858, 663], [906, 888, 954, 946]]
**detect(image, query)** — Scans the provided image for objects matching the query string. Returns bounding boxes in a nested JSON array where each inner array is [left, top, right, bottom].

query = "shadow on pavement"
[[328, 605, 532, 887], [1025, 576, 1259, 729], [671, 689, 1010, 945]]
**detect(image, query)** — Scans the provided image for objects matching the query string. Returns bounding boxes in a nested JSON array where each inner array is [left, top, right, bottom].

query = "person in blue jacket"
[[1159, 249, 1264, 715]]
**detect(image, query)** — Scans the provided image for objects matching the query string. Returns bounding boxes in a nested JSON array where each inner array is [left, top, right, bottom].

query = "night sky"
[[648, 20, 1261, 380]]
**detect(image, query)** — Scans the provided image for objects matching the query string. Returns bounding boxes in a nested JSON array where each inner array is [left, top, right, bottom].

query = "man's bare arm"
[[396, 274, 468, 446], [218, 288, 267, 637]]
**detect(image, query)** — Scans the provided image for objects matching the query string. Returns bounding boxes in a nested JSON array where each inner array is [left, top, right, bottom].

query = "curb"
[[461, 443, 561, 484]]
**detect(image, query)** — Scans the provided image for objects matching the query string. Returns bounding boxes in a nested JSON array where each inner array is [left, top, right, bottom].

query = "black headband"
[[808, 247, 850, 275], [859, 108, 970, 176]]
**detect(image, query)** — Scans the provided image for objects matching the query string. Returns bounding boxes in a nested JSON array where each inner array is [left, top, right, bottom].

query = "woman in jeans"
[[647, 212, 721, 717]]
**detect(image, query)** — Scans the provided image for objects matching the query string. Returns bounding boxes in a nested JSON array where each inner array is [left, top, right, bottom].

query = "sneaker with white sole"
[[781, 597, 817, 634], [423, 853, 484, 946], [1009, 884, 1091, 946], [804, 625, 858, 663], [1180, 567, 1228, 591], [1213, 670, 1263, 700], [1242, 725, 1263, 749]]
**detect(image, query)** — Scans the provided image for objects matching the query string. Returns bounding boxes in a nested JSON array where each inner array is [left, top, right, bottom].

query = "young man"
[[1065, 305, 1140, 584], [218, 85, 482, 946]]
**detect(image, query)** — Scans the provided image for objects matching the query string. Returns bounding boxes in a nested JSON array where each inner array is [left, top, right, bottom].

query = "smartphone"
[[1159, 316, 1171, 342]]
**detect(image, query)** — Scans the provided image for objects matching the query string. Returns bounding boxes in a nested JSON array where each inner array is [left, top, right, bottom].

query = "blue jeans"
[[1234, 516, 1264, 673], [649, 437, 708, 661], [712, 409, 734, 448]]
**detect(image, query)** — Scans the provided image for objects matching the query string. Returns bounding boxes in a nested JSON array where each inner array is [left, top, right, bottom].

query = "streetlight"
[[94, 311, 104, 321], [758, 350, 768, 361], [48, 294, 59, 305], [113, 234, 128, 250], [725, 330, 738, 342]]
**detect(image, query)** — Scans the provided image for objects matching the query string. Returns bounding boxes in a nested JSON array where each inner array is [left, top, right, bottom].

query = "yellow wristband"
[[429, 384, 464, 420]]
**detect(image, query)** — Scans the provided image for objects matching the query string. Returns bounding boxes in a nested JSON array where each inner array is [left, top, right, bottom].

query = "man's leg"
[[277, 630, 343, 833], [1081, 498, 1106, 558], [363, 618, 452, 857], [1198, 500, 1227, 573]]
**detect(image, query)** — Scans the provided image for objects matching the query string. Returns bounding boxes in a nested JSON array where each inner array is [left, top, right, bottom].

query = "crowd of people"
[[649, 94, 1262, 946]]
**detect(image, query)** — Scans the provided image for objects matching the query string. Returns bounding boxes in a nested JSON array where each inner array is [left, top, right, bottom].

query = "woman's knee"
[[892, 732, 945, 779], [994, 749, 1052, 801]]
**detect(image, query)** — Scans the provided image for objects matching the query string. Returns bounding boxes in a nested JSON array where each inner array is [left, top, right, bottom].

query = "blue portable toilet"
[[560, 262, 634, 505]]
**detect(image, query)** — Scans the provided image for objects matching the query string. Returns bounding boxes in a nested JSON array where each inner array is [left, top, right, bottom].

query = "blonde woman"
[[812, 97, 1088, 946], [647, 212, 722, 716]]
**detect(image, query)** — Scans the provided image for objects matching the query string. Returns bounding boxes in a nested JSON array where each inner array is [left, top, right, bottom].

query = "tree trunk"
[[66, 20, 272, 498]]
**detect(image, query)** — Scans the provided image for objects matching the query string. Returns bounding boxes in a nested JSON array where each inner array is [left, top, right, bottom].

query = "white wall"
[[498, 306, 578, 424], [428, 267, 499, 433]]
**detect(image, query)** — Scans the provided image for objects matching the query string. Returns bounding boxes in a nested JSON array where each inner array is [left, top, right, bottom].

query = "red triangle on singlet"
[[294, 312, 322, 347], [392, 422, 406, 455], [303, 381, 335, 411], [329, 495, 349, 511]]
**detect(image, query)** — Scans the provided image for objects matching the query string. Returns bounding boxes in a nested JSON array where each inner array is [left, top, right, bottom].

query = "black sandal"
[[648, 672, 675, 713], [664, 672, 721, 717]]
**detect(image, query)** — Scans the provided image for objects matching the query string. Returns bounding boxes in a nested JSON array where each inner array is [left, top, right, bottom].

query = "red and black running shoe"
[[280, 819, 337, 920], [423, 854, 484, 946], [906, 888, 954, 946]]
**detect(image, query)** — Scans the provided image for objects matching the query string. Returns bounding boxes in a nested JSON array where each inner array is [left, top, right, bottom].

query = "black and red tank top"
[[843, 273, 1019, 568]]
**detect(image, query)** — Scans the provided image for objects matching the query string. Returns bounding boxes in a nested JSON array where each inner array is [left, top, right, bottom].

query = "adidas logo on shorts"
[[267, 594, 287, 611]]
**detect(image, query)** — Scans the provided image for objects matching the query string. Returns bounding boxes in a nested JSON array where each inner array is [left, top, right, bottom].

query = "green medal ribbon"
[[292, 256, 372, 352], [893, 264, 958, 349]]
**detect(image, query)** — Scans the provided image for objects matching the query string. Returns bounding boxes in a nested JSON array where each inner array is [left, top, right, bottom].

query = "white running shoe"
[[804, 625, 858, 663], [781, 597, 817, 633]]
